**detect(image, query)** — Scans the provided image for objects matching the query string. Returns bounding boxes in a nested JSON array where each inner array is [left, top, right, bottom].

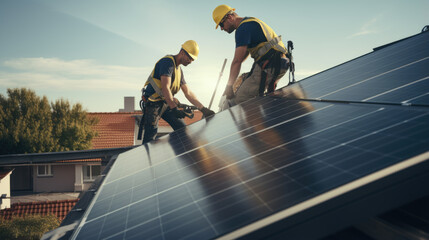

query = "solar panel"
[[67, 31, 429, 240], [275, 32, 429, 106]]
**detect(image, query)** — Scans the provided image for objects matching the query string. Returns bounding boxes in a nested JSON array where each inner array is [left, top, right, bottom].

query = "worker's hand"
[[200, 107, 215, 118], [170, 107, 187, 119], [223, 85, 234, 99]]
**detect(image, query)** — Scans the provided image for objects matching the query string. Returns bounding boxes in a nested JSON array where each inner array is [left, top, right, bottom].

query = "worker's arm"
[[181, 83, 204, 109], [224, 46, 249, 98], [160, 75, 177, 109], [182, 84, 215, 118]]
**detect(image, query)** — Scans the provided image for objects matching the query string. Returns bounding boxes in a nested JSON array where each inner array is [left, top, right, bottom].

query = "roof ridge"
[[88, 111, 141, 115], [10, 199, 79, 208]]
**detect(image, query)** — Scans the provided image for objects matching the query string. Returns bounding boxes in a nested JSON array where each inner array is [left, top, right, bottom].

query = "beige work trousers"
[[222, 61, 287, 110]]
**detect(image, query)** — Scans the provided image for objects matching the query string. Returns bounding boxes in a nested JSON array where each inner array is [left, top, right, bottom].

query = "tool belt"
[[137, 97, 168, 140], [137, 93, 197, 140]]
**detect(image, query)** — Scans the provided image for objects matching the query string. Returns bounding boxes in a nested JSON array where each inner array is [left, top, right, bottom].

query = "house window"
[[83, 165, 101, 181], [37, 165, 53, 177]]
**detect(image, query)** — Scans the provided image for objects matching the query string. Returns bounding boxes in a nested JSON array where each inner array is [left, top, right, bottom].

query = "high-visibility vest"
[[238, 17, 287, 62], [144, 55, 182, 101]]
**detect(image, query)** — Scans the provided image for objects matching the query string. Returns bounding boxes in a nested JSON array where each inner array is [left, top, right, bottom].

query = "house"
[[8, 97, 203, 193], [0, 169, 13, 209]]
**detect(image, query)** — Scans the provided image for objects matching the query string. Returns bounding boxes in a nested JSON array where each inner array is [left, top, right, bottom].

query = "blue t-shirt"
[[235, 17, 267, 49], [145, 56, 186, 96]]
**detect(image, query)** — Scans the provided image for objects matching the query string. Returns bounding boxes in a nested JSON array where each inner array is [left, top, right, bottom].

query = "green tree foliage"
[[0, 214, 60, 240], [51, 99, 98, 151], [0, 88, 98, 154]]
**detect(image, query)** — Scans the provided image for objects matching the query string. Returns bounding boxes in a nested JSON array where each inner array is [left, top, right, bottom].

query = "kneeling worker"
[[141, 40, 215, 144], [213, 4, 290, 109]]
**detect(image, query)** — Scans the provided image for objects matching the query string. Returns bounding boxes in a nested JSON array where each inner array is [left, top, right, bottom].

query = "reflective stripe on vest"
[[144, 55, 182, 101], [238, 17, 287, 61]]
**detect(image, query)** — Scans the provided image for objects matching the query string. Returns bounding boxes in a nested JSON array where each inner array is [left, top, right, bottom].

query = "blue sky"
[[1, 0, 428, 112]]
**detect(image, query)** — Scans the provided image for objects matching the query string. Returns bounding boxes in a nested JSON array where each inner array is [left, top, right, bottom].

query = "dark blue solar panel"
[[68, 32, 429, 240], [71, 98, 429, 240], [274, 32, 429, 106]]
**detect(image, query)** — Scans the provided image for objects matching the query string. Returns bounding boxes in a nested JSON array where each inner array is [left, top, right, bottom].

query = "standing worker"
[[213, 4, 290, 109], [141, 40, 215, 144]]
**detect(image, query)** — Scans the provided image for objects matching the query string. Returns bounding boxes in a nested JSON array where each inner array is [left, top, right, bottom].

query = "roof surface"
[[88, 112, 137, 149], [88, 111, 203, 149], [0, 199, 78, 221], [0, 170, 13, 181]]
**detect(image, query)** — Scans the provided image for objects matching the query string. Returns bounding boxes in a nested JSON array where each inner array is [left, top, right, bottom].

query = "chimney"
[[119, 96, 135, 112]]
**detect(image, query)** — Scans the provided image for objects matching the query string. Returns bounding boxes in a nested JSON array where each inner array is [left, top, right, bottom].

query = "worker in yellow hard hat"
[[213, 5, 291, 109], [141, 40, 215, 144]]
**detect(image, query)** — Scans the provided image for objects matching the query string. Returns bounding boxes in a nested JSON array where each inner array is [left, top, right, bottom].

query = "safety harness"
[[256, 41, 295, 96], [138, 56, 181, 140], [137, 83, 171, 141], [240, 17, 287, 61], [238, 17, 295, 96], [137, 57, 196, 140]]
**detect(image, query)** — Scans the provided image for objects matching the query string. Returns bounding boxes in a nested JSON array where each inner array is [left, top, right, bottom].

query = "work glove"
[[200, 107, 215, 118], [170, 107, 187, 119], [223, 85, 234, 99]]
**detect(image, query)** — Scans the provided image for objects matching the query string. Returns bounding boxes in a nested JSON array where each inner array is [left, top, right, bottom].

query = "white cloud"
[[348, 17, 379, 38], [0, 57, 150, 91]]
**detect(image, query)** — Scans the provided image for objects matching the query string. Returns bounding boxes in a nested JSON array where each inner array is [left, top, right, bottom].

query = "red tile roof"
[[58, 112, 137, 163], [88, 111, 203, 149], [0, 199, 78, 221], [59, 111, 203, 163], [88, 112, 137, 149]]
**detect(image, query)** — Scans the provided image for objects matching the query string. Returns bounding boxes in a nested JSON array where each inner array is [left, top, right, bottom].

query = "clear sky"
[[1, 0, 428, 112]]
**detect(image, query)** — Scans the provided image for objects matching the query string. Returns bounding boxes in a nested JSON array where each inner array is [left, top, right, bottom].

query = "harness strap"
[[287, 40, 296, 84], [137, 99, 146, 140], [268, 69, 279, 92], [147, 76, 164, 99], [259, 68, 268, 96], [257, 50, 284, 95], [254, 35, 287, 61], [240, 17, 286, 61]]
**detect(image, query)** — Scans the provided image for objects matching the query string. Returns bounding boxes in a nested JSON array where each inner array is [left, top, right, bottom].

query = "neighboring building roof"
[[88, 112, 137, 149], [0, 169, 13, 181], [88, 111, 203, 148], [57, 111, 203, 163], [0, 199, 78, 221]]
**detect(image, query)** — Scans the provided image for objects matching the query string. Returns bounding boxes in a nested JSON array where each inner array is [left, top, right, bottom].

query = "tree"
[[0, 214, 60, 240], [51, 99, 98, 151], [0, 88, 98, 155]]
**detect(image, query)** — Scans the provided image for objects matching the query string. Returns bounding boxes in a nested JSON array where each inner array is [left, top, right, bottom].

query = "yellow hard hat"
[[181, 40, 199, 60], [213, 4, 235, 29]]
